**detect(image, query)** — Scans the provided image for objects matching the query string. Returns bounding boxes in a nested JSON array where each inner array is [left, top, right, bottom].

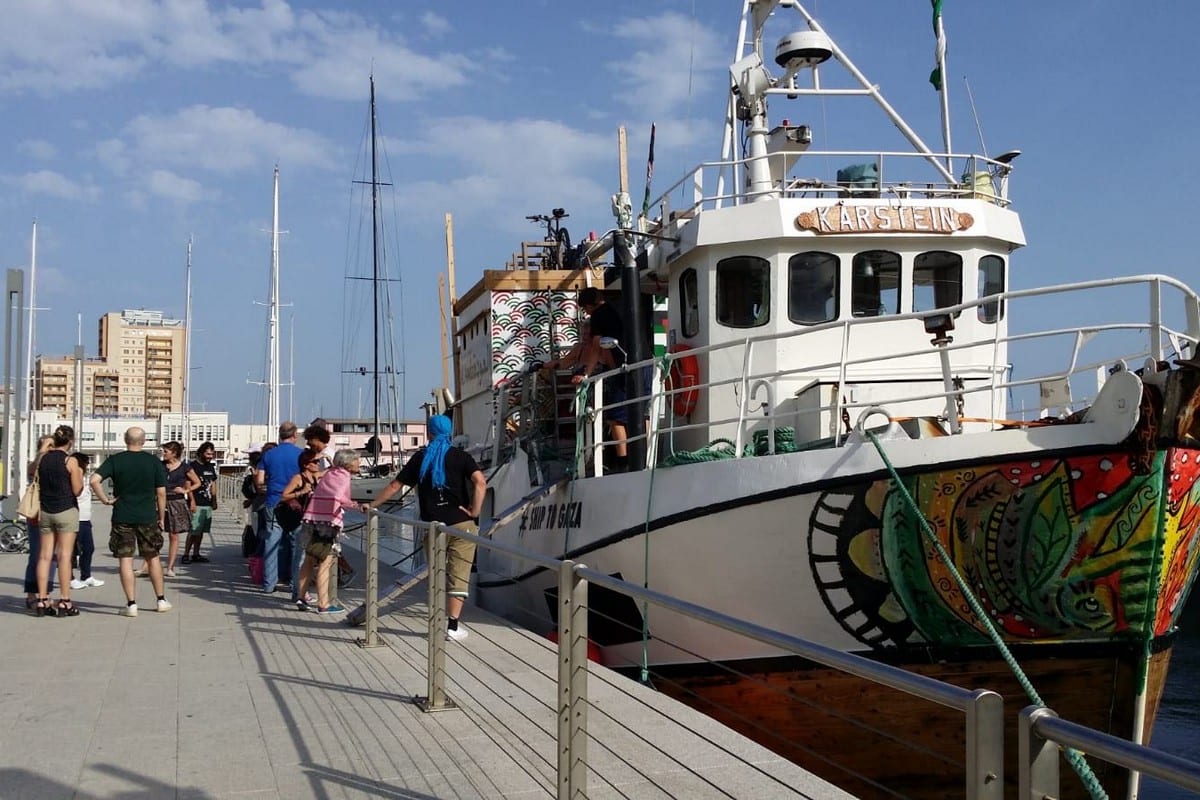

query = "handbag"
[[17, 475, 40, 520]]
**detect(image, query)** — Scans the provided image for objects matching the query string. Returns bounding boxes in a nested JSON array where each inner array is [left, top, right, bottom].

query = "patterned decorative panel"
[[490, 291, 579, 387]]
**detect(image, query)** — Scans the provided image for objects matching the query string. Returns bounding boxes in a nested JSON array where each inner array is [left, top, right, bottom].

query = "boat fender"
[[666, 344, 700, 417], [545, 630, 604, 665]]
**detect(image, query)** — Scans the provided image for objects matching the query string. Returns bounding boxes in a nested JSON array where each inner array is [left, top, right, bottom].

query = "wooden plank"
[[454, 269, 599, 314]]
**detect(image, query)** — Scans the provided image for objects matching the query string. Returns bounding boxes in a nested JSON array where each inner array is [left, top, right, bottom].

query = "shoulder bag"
[[18, 474, 40, 520]]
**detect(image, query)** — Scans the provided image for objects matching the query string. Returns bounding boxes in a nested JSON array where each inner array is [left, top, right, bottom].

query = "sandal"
[[56, 598, 80, 617], [36, 596, 55, 618]]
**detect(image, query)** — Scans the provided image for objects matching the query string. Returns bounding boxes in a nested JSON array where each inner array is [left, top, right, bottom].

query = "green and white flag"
[[929, 0, 946, 90]]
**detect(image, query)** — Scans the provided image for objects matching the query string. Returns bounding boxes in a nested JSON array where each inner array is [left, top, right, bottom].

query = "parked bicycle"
[[526, 208, 572, 269], [0, 502, 29, 553]]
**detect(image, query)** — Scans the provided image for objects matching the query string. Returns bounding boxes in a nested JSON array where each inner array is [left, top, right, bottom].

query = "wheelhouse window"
[[851, 250, 900, 317], [913, 251, 963, 314], [788, 252, 839, 324], [680, 268, 700, 337], [978, 255, 1005, 323], [716, 256, 770, 328]]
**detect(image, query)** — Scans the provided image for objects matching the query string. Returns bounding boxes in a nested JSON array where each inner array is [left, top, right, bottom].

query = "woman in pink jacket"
[[295, 448, 361, 614]]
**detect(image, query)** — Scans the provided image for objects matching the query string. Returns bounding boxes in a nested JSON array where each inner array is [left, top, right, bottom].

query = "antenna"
[[963, 76, 988, 157]]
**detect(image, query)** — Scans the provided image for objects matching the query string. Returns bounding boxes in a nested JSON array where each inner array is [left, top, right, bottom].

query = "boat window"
[[978, 255, 1005, 323], [913, 251, 963, 314], [850, 250, 900, 317], [680, 268, 699, 337], [788, 252, 839, 324], [716, 256, 771, 328]]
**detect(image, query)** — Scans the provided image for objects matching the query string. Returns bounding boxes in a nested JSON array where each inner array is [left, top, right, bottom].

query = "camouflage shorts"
[[110, 522, 164, 559]]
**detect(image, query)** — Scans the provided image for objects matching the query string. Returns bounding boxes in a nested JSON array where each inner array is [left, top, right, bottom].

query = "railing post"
[[357, 509, 381, 648], [591, 376, 604, 477], [417, 522, 456, 712], [557, 559, 588, 800], [1150, 278, 1164, 361], [1019, 706, 1060, 800], [965, 689, 1004, 800]]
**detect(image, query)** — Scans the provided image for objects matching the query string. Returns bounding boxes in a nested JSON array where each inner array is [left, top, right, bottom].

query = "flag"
[[640, 123, 656, 219], [929, 0, 946, 91]]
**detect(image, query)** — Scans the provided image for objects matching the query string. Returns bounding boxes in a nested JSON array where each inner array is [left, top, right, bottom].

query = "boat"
[[343, 76, 412, 504], [445, 3, 1200, 797]]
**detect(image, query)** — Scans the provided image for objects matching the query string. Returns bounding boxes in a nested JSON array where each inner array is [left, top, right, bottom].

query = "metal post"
[[3, 270, 25, 505], [1019, 706, 1060, 800], [1149, 278, 1164, 362], [614, 231, 647, 470], [557, 560, 588, 800], [965, 689, 1004, 800], [417, 522, 456, 711], [357, 510, 382, 648]]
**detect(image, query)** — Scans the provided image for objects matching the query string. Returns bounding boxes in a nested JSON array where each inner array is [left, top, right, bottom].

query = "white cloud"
[[121, 105, 336, 173], [146, 169, 207, 203], [18, 139, 57, 160], [0, 0, 479, 102], [608, 12, 725, 116], [9, 170, 100, 201], [420, 11, 451, 37]]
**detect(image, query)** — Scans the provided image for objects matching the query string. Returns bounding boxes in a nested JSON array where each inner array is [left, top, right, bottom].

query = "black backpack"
[[241, 524, 257, 557], [241, 473, 256, 501]]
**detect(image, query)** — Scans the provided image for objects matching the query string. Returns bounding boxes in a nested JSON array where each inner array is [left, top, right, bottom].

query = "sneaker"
[[134, 566, 149, 577], [316, 604, 346, 615], [304, 592, 316, 605], [120, 603, 138, 618], [337, 567, 356, 589], [296, 599, 311, 612], [192, 555, 211, 563], [181, 555, 192, 565], [84, 577, 105, 588], [70, 579, 88, 590], [156, 599, 172, 613], [446, 623, 469, 642], [165, 568, 177, 578]]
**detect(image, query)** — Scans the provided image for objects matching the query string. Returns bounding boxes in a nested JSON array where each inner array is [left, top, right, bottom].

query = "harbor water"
[[1144, 594, 1200, 799]]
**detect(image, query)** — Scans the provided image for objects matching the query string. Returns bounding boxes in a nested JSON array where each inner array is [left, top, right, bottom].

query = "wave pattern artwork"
[[809, 449, 1200, 651], [490, 291, 578, 386]]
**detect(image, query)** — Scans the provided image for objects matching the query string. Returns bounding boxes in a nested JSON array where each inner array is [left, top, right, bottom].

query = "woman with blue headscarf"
[[365, 414, 486, 641]]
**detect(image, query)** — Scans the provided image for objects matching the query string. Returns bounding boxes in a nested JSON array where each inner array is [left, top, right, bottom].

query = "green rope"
[[865, 430, 1108, 800]]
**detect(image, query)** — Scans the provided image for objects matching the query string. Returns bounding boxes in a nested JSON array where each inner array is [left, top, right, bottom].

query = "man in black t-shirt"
[[366, 415, 486, 641], [573, 286, 629, 471]]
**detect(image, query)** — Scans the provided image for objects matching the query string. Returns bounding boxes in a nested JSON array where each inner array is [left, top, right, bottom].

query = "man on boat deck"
[[573, 287, 629, 472], [365, 414, 486, 641]]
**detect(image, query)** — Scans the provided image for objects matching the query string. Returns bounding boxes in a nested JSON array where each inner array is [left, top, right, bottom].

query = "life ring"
[[666, 344, 700, 417]]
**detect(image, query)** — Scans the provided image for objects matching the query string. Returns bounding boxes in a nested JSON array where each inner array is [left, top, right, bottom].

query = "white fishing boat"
[[447, 3, 1200, 796]]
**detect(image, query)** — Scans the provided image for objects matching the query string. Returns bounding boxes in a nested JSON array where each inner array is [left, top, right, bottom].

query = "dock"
[[0, 507, 851, 799]]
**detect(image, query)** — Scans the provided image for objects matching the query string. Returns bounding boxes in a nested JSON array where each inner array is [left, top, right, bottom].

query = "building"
[[35, 309, 186, 418]]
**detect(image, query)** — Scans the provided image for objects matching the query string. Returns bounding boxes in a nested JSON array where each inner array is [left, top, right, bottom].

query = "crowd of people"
[[19, 414, 489, 642]]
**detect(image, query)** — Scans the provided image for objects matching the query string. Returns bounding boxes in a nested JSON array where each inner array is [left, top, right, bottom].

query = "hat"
[[246, 442, 263, 454], [309, 417, 329, 429]]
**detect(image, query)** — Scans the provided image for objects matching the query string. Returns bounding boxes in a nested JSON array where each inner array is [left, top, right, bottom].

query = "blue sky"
[[2, 1, 1198, 424]]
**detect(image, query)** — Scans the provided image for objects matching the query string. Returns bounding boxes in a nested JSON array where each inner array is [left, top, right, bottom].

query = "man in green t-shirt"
[[90, 427, 171, 617]]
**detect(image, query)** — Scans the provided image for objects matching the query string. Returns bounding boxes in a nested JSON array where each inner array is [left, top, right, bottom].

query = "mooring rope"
[[865, 430, 1108, 800]]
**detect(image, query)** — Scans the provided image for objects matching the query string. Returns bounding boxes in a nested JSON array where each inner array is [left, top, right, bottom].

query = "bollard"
[[1019, 706, 1060, 800], [557, 560, 588, 800], [966, 689, 1004, 800], [356, 510, 381, 648]]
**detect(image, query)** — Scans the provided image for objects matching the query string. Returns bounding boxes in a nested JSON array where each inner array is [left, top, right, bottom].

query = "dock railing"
[[363, 507, 1006, 800]]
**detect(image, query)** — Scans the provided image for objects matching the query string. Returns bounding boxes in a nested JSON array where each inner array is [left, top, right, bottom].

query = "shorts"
[[602, 377, 629, 424], [302, 521, 339, 562], [165, 497, 192, 534], [40, 507, 80, 534], [446, 520, 479, 599], [110, 522, 164, 559], [191, 506, 213, 535]]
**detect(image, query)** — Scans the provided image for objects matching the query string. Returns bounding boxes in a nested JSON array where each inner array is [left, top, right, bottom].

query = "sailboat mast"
[[183, 236, 192, 450], [24, 221, 37, 466], [370, 76, 381, 463], [268, 166, 281, 432]]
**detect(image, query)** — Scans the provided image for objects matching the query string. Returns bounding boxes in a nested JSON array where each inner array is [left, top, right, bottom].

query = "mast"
[[24, 221, 37, 467], [370, 75, 381, 464], [183, 236, 193, 450], [267, 166, 281, 432]]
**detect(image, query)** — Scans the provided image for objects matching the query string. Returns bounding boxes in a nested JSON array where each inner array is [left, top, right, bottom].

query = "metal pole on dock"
[[417, 522, 455, 711], [357, 510, 381, 649], [557, 560, 588, 800], [3, 270, 25, 505]]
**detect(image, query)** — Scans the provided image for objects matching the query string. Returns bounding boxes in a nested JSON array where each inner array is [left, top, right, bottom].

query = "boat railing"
[[564, 274, 1200, 474], [647, 150, 1017, 224], [1020, 706, 1200, 798]]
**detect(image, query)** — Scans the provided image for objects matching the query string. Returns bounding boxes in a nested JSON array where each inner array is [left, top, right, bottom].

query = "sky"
[[3, 1, 1199, 425]]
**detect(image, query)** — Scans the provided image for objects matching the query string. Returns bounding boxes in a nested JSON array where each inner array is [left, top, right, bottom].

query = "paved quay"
[[0, 506, 852, 799]]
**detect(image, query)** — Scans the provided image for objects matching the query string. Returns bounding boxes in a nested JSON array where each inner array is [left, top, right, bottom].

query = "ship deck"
[[0, 506, 849, 799]]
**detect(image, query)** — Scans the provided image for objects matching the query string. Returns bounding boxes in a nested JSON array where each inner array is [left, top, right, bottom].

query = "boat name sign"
[[520, 500, 583, 533], [796, 205, 974, 235]]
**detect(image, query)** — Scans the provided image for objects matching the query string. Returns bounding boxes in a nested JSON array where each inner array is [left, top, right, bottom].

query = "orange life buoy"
[[666, 344, 700, 416]]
